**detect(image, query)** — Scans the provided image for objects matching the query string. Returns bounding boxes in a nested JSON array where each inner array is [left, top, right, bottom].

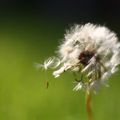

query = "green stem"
[[86, 92, 93, 120]]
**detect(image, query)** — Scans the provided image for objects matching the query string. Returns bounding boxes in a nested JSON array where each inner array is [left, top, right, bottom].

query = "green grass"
[[0, 20, 120, 120]]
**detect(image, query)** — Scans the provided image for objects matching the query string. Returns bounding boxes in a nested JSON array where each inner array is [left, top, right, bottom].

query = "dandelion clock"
[[38, 23, 120, 120]]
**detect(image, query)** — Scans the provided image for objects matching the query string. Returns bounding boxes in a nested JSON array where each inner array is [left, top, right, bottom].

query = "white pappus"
[[40, 23, 120, 93]]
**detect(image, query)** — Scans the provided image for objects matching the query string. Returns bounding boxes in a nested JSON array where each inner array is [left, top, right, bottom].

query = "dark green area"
[[0, 18, 120, 120]]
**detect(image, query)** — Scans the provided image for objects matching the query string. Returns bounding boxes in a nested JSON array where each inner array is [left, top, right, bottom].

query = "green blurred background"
[[0, 0, 120, 120]]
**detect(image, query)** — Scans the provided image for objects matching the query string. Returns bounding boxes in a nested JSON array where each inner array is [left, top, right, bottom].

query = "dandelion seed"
[[36, 57, 60, 70], [73, 82, 83, 91]]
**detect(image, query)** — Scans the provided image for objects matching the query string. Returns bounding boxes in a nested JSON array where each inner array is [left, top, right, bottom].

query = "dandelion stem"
[[86, 92, 93, 120]]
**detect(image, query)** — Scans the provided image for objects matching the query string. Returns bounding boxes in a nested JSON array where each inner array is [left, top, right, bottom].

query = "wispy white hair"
[[40, 23, 120, 92]]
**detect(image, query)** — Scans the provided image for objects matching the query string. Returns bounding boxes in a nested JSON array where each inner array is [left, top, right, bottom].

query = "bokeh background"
[[0, 0, 120, 120]]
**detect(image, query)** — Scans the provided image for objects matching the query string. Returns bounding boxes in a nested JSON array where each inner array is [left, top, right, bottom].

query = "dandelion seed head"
[[41, 23, 120, 93]]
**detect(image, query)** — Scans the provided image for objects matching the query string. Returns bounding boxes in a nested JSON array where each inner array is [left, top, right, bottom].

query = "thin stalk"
[[86, 92, 93, 120]]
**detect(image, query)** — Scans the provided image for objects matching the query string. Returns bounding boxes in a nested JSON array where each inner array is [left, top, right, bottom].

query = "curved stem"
[[86, 92, 93, 120]]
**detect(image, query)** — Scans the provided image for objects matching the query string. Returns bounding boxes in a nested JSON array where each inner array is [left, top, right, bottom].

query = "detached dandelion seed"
[[40, 23, 120, 120]]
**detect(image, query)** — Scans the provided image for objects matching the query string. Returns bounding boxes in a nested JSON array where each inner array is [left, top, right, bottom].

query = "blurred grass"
[[0, 19, 119, 120]]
